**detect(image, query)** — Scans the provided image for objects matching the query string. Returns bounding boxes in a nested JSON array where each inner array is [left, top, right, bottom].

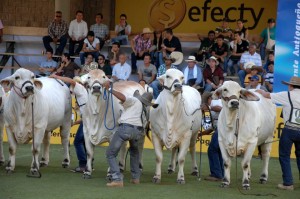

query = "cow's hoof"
[[259, 179, 267, 184], [82, 172, 92, 179], [167, 169, 175, 174], [62, 159, 69, 168], [40, 162, 48, 167], [152, 177, 161, 184], [243, 184, 251, 190], [177, 179, 186, 184], [191, 171, 198, 176], [6, 169, 13, 175], [220, 183, 230, 188], [0, 161, 5, 166]]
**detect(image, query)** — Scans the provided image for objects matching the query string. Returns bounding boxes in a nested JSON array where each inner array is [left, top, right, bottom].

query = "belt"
[[120, 123, 143, 131], [285, 125, 300, 131]]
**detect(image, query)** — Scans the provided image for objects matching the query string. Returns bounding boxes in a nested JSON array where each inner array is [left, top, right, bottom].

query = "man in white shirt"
[[68, 10, 88, 56], [79, 31, 100, 65], [112, 54, 131, 81]]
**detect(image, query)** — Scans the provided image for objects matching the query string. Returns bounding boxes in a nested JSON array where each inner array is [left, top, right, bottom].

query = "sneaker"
[[130, 179, 140, 184], [106, 181, 124, 187], [277, 183, 294, 190], [204, 175, 223, 181], [223, 73, 227, 77], [70, 166, 86, 173]]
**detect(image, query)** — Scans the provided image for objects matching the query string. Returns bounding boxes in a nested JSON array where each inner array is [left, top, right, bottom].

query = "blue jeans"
[[158, 52, 164, 68], [106, 124, 144, 181], [80, 51, 100, 65], [260, 43, 266, 61], [42, 35, 67, 55], [208, 130, 224, 179], [111, 35, 128, 45], [238, 70, 246, 88], [131, 52, 144, 72], [150, 51, 160, 69], [74, 122, 87, 167], [279, 126, 300, 186], [226, 59, 239, 75], [204, 83, 213, 92], [150, 80, 162, 99]]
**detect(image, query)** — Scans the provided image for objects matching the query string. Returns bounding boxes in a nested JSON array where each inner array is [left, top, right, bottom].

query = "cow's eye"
[[31, 76, 34, 79], [180, 76, 184, 80], [103, 76, 106, 79], [223, 88, 227, 92], [15, 76, 20, 80], [87, 76, 91, 79], [166, 75, 170, 78]]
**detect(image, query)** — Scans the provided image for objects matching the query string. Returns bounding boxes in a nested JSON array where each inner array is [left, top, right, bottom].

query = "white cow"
[[0, 68, 72, 174], [150, 69, 202, 184], [80, 69, 146, 178], [213, 81, 276, 189], [0, 85, 6, 166]]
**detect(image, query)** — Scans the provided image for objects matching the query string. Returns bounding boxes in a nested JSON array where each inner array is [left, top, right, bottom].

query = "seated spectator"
[[43, 11, 68, 56], [211, 35, 228, 70], [107, 42, 122, 63], [97, 54, 112, 78], [81, 54, 98, 75], [203, 56, 224, 92], [111, 14, 131, 45], [138, 54, 157, 85], [244, 62, 263, 87], [56, 53, 81, 79], [195, 30, 215, 64], [182, 56, 203, 89], [245, 75, 267, 91], [263, 51, 274, 73], [68, 10, 88, 56], [79, 31, 100, 65], [215, 18, 233, 43], [149, 54, 177, 99], [90, 13, 109, 50], [131, 27, 152, 74], [264, 61, 274, 92], [235, 19, 249, 40], [238, 43, 262, 87], [226, 31, 249, 76], [38, 50, 57, 77], [150, 30, 163, 69], [112, 53, 131, 81]]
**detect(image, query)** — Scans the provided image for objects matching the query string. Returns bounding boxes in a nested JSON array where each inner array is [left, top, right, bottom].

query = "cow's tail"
[[145, 121, 151, 142]]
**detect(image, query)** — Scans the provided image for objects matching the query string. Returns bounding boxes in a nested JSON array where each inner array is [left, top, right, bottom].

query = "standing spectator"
[[182, 56, 203, 88], [138, 54, 157, 85], [150, 30, 163, 69], [131, 27, 152, 74], [42, 11, 68, 55], [264, 61, 274, 92], [68, 10, 88, 56], [235, 19, 249, 40], [238, 43, 262, 87], [56, 53, 81, 79], [195, 30, 215, 63], [211, 35, 228, 70], [203, 56, 224, 92], [79, 31, 100, 65], [226, 31, 249, 76], [257, 76, 300, 191], [107, 42, 122, 63], [38, 50, 57, 77], [90, 13, 109, 50], [112, 54, 131, 81], [259, 18, 276, 61], [0, 19, 3, 43], [111, 14, 131, 45], [97, 54, 112, 78]]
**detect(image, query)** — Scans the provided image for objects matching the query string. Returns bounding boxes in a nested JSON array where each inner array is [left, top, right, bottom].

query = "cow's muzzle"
[[91, 82, 102, 95], [229, 100, 239, 109], [22, 81, 34, 95], [174, 83, 182, 91]]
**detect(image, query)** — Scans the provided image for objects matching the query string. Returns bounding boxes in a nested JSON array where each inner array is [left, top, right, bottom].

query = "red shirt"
[[203, 66, 224, 84]]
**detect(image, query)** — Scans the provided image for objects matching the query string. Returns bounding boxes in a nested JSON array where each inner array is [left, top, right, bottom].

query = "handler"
[[103, 81, 155, 187], [257, 76, 300, 191]]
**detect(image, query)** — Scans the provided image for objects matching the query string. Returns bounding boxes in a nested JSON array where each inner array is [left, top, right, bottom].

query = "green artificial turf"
[[0, 143, 299, 199]]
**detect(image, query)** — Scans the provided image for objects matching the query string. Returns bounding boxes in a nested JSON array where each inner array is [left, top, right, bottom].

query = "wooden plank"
[[3, 26, 48, 37]]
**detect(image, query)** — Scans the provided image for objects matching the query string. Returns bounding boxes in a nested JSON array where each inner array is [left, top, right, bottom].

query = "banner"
[[274, 0, 300, 92]]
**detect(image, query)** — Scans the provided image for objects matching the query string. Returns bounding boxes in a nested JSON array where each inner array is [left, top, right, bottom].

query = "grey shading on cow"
[[0, 85, 6, 166], [213, 81, 276, 189], [0, 68, 72, 175], [150, 68, 202, 184]]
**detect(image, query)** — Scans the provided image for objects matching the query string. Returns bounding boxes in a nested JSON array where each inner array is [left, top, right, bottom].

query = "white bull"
[[0, 85, 6, 166], [80, 69, 146, 178], [150, 69, 202, 184], [1, 68, 72, 174], [213, 81, 276, 189]]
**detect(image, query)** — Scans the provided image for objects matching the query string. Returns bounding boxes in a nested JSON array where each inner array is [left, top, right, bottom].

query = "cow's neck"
[[223, 105, 238, 129]]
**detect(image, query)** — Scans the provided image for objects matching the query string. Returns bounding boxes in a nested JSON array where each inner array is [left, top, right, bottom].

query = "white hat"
[[170, 51, 183, 65], [244, 62, 256, 69], [185, 55, 198, 63], [206, 56, 219, 65]]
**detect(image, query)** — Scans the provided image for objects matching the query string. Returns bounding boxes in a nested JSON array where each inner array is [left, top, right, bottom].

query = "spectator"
[[107, 42, 122, 62], [195, 30, 215, 64], [182, 56, 203, 89], [138, 54, 157, 85], [215, 18, 233, 42], [112, 54, 131, 81], [68, 10, 88, 56], [238, 43, 262, 87], [150, 30, 163, 69], [235, 19, 249, 40], [38, 50, 57, 77], [56, 53, 81, 79], [90, 13, 109, 50], [226, 31, 249, 76], [264, 61, 274, 92], [97, 54, 112, 78], [256, 77, 300, 190], [131, 27, 152, 74], [211, 35, 228, 70], [149, 54, 177, 99], [111, 14, 131, 45], [263, 52, 275, 73], [203, 56, 224, 92], [245, 75, 267, 91], [244, 62, 263, 87], [259, 18, 276, 61], [0, 19, 3, 43], [81, 54, 98, 75], [42, 11, 68, 55], [79, 31, 100, 65]]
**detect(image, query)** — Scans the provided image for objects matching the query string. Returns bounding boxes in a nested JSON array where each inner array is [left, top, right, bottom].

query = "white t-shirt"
[[119, 96, 143, 127], [210, 99, 222, 126], [83, 38, 100, 50], [73, 83, 88, 114]]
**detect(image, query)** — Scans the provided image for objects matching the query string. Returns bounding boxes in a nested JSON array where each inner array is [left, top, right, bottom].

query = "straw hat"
[[282, 76, 300, 87], [141, 27, 152, 35], [133, 90, 155, 107], [206, 56, 219, 65], [185, 55, 198, 63], [170, 51, 183, 65]]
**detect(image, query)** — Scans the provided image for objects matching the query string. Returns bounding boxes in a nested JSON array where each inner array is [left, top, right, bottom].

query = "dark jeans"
[[69, 38, 84, 56], [79, 51, 100, 65], [131, 52, 145, 72], [106, 124, 144, 181], [42, 35, 68, 55], [279, 126, 300, 186], [74, 122, 87, 167], [208, 129, 224, 179], [97, 37, 105, 50]]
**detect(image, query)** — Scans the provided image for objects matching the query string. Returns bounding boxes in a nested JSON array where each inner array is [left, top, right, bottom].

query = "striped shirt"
[[264, 72, 274, 84], [157, 64, 177, 77], [47, 20, 68, 39], [90, 23, 109, 39], [240, 51, 262, 68]]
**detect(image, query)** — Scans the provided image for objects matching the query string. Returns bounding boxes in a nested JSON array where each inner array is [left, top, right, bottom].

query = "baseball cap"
[[250, 75, 259, 81]]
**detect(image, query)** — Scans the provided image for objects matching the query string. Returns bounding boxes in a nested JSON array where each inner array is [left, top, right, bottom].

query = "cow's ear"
[[157, 74, 166, 85], [212, 87, 222, 99], [240, 89, 260, 101], [33, 79, 43, 90], [0, 76, 13, 88]]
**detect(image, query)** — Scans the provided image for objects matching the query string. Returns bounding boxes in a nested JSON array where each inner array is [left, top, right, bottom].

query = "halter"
[[13, 80, 34, 99], [222, 95, 238, 102], [163, 79, 180, 91]]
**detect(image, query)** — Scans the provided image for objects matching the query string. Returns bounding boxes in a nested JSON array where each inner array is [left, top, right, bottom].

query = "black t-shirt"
[[230, 40, 249, 60], [163, 36, 182, 54], [211, 43, 228, 56]]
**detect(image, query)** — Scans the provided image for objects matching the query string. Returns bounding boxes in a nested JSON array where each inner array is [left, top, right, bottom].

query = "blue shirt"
[[40, 59, 57, 76], [112, 62, 131, 80]]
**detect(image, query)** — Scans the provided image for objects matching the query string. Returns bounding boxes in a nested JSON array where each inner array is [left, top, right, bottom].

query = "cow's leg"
[[6, 128, 17, 173], [259, 142, 272, 184], [189, 132, 198, 176], [219, 141, 231, 188], [241, 142, 256, 190], [83, 138, 94, 179], [152, 132, 163, 184], [0, 122, 4, 165], [167, 147, 177, 174], [40, 131, 50, 167], [30, 129, 45, 174], [60, 123, 71, 168]]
